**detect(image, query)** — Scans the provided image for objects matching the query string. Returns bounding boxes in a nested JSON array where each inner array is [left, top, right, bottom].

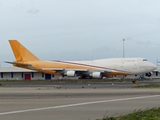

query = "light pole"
[[123, 39, 125, 58]]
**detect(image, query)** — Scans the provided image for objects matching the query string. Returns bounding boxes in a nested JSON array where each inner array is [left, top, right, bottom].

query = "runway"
[[0, 80, 160, 120]]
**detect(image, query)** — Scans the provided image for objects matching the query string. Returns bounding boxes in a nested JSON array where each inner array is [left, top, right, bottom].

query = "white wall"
[[32, 72, 45, 80]]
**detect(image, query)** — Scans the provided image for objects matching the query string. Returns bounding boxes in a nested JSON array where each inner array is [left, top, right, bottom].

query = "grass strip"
[[135, 84, 160, 88], [97, 107, 160, 120]]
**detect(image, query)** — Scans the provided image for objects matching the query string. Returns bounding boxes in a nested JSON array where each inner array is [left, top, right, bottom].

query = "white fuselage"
[[68, 58, 156, 75]]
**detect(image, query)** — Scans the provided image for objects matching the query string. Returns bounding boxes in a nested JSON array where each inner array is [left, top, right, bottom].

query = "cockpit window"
[[143, 59, 148, 61]]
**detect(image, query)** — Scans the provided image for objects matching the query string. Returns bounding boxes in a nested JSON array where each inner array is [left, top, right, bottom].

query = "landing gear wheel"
[[132, 80, 137, 86]]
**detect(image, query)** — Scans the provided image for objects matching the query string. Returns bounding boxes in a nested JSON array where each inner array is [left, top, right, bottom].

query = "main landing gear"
[[132, 80, 137, 86]]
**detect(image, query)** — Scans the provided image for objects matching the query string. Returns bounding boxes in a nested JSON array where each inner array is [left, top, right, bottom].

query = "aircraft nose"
[[153, 65, 157, 70], [150, 63, 157, 71]]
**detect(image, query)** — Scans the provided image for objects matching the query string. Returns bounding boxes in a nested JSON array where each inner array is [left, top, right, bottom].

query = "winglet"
[[9, 40, 39, 62]]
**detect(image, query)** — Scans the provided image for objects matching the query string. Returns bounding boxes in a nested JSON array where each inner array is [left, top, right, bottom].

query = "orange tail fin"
[[9, 40, 39, 62]]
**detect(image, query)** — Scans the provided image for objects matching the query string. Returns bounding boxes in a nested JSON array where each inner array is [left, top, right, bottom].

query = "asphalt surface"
[[0, 80, 160, 120], [2, 79, 160, 88]]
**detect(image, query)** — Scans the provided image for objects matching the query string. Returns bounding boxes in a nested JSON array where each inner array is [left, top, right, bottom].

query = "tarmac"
[[0, 80, 160, 120]]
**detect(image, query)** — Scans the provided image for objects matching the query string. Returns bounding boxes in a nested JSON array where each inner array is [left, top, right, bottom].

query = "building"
[[0, 67, 56, 80]]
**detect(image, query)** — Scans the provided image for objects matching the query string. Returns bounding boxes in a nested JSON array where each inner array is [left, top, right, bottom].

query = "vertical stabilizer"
[[9, 40, 39, 61]]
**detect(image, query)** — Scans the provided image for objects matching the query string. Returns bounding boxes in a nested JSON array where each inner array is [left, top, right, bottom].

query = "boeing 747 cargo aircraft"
[[6, 40, 157, 79]]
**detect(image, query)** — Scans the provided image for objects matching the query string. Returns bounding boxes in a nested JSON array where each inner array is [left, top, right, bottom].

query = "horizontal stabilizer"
[[4, 61, 30, 66], [5, 61, 36, 70]]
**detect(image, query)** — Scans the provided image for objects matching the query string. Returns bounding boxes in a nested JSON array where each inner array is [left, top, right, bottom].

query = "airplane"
[[6, 40, 157, 81]]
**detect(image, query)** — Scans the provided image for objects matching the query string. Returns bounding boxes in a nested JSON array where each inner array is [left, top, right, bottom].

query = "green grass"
[[135, 84, 160, 88], [97, 107, 160, 120]]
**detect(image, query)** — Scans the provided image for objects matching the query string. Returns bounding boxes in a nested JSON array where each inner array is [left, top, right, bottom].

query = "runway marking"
[[0, 95, 160, 116]]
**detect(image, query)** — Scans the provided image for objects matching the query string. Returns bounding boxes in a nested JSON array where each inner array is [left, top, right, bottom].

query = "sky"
[[0, 0, 160, 67]]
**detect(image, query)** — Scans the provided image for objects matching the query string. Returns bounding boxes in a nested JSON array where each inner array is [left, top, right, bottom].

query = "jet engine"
[[64, 71, 76, 77], [90, 72, 102, 79]]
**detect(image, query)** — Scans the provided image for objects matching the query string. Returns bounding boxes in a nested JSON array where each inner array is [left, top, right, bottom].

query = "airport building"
[[0, 66, 160, 80], [0, 67, 57, 80]]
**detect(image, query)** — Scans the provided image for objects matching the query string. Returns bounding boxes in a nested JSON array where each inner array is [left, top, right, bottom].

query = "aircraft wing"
[[41, 68, 88, 72], [41, 68, 112, 74]]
